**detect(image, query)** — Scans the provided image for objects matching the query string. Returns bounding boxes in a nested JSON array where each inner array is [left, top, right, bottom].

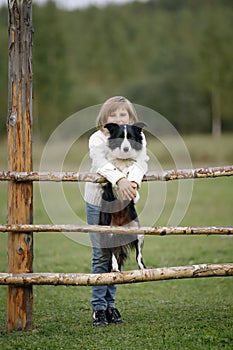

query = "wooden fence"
[[1, 167, 233, 331]]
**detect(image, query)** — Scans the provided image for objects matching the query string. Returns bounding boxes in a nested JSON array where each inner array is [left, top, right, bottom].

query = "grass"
[[0, 134, 233, 349]]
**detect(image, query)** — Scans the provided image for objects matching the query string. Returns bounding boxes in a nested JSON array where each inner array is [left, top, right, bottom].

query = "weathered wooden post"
[[7, 0, 33, 330]]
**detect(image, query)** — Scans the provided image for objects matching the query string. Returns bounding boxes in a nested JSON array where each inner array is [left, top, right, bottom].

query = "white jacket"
[[84, 129, 149, 206]]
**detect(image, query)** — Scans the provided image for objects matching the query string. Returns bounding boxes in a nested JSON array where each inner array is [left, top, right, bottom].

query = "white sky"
[[0, 0, 148, 10]]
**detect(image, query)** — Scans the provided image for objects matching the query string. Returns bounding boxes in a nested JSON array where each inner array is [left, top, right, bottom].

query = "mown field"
[[0, 134, 232, 349]]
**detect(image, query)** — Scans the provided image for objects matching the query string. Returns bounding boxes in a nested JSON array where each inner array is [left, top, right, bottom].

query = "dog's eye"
[[127, 133, 135, 140]]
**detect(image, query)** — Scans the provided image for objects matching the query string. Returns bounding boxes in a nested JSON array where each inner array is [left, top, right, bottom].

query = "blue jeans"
[[86, 202, 117, 311]]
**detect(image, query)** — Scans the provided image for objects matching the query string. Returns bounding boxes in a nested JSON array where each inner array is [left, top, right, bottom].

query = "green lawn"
[[0, 135, 232, 349]]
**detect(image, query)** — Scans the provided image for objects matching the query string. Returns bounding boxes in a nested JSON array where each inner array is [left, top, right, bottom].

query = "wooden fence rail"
[[0, 264, 233, 286], [0, 224, 232, 235], [0, 165, 233, 183]]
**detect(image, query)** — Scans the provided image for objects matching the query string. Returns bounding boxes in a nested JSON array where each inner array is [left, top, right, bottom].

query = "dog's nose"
[[123, 147, 129, 152]]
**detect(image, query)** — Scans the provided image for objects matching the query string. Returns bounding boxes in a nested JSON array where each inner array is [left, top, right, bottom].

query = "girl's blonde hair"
[[96, 96, 138, 131]]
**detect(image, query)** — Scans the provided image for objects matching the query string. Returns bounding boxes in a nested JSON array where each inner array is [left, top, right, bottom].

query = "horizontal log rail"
[[0, 224, 232, 235], [0, 264, 232, 286], [0, 165, 232, 183]]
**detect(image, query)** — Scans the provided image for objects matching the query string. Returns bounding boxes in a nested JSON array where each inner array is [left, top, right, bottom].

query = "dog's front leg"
[[136, 235, 146, 269], [111, 253, 120, 272]]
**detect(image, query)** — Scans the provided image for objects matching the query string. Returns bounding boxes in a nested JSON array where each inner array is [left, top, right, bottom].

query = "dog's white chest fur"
[[106, 152, 139, 203]]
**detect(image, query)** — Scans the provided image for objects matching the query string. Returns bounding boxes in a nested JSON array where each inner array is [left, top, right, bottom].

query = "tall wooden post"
[[7, 0, 33, 330]]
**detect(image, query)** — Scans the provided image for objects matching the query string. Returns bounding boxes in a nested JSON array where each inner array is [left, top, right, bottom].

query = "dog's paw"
[[111, 269, 121, 273], [133, 191, 140, 204]]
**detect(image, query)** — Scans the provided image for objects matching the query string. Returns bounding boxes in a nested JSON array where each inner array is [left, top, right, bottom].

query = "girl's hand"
[[117, 178, 138, 201]]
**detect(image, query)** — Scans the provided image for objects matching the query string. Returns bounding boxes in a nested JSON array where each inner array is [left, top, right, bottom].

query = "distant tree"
[[197, 3, 233, 137], [33, 1, 72, 139], [1, 0, 232, 138]]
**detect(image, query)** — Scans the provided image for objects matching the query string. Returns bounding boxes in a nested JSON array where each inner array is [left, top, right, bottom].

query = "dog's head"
[[104, 122, 146, 160]]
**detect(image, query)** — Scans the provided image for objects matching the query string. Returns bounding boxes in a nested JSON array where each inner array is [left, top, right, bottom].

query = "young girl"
[[84, 96, 149, 326]]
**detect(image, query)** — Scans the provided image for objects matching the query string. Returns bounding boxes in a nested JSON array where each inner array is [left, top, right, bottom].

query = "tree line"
[[0, 0, 232, 139]]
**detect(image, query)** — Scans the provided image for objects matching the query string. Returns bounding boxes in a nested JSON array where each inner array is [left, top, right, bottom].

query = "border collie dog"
[[99, 122, 147, 272]]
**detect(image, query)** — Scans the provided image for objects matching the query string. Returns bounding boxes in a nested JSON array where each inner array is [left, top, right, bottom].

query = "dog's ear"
[[104, 123, 119, 134], [132, 122, 147, 131]]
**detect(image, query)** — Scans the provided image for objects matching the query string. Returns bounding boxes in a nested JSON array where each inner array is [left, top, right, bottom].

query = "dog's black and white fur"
[[99, 122, 147, 271]]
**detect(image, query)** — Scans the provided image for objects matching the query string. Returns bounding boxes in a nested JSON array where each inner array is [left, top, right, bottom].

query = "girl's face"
[[107, 107, 130, 125]]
